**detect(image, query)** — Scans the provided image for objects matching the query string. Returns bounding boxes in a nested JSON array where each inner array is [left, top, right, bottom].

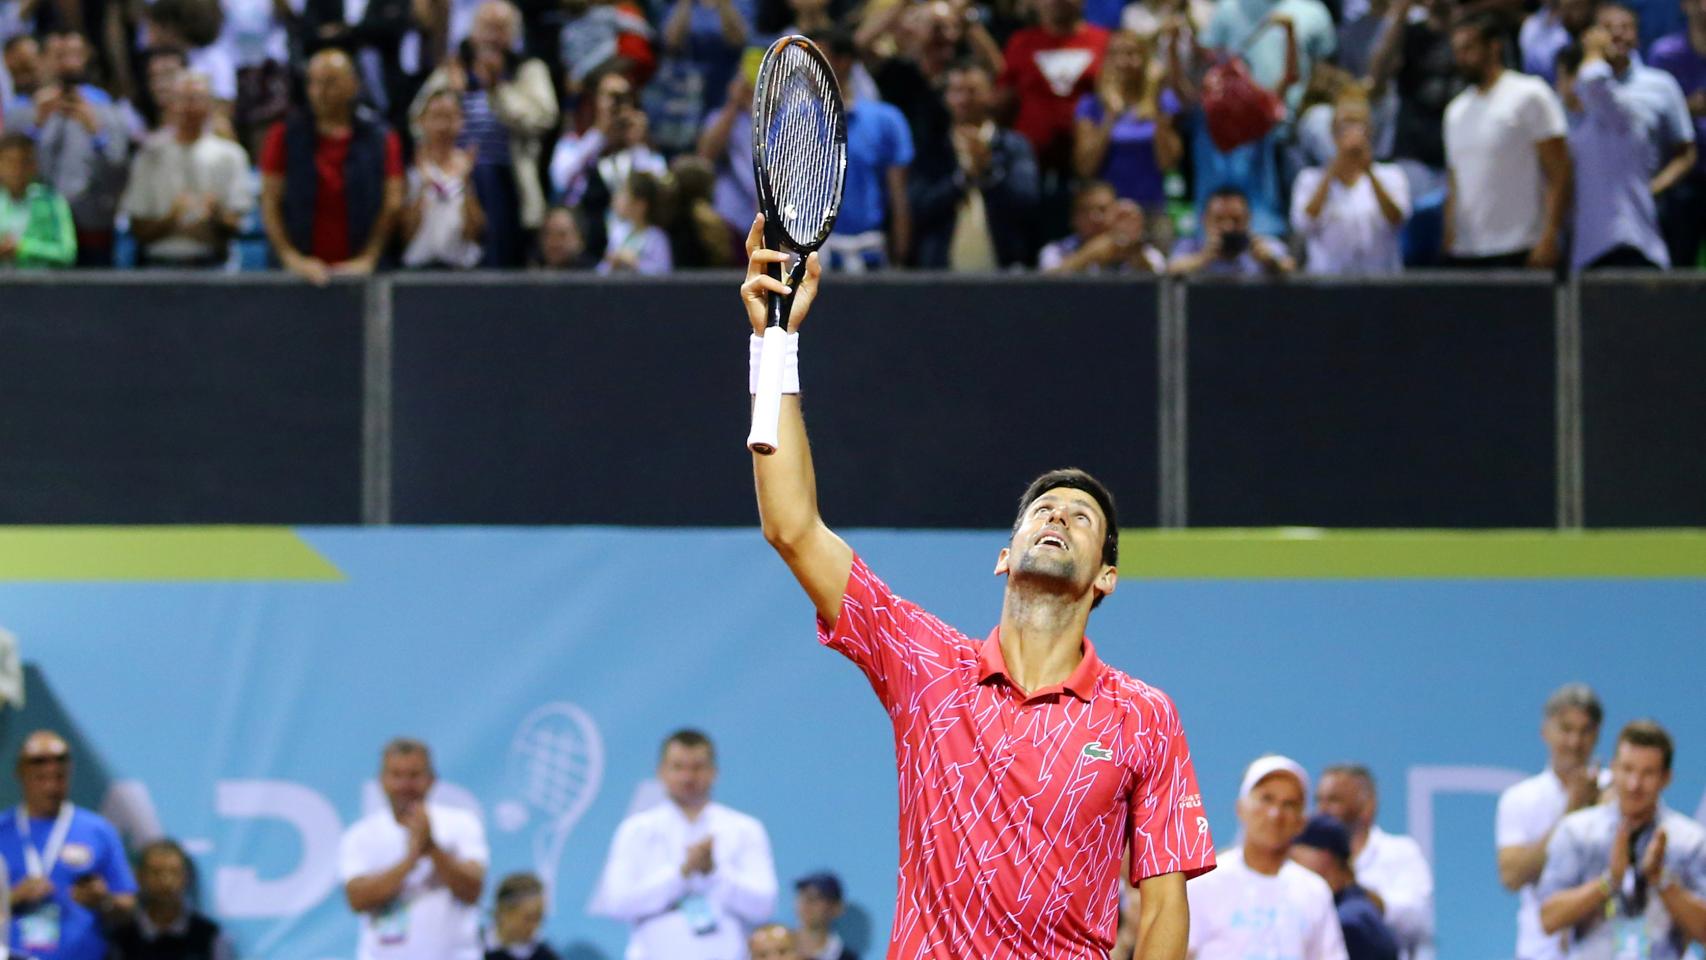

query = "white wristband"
[[749, 332, 800, 395]]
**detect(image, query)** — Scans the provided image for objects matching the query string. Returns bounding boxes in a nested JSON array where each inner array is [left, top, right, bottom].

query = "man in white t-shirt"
[[1495, 683, 1605, 960], [1315, 764, 1434, 960], [341, 738, 489, 960], [1443, 13, 1572, 268], [589, 729, 777, 960], [1188, 755, 1349, 960]]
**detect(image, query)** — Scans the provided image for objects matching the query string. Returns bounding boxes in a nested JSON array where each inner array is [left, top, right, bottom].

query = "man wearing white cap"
[[1186, 755, 1349, 960]]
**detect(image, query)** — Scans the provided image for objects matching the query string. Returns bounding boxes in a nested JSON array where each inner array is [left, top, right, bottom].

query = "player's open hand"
[[741, 214, 821, 336]]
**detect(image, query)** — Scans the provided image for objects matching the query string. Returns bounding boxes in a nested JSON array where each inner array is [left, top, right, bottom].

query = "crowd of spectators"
[[0, 0, 1702, 276], [2, 682, 1705, 960]]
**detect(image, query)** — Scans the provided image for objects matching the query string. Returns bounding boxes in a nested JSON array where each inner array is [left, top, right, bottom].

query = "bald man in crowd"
[[0, 732, 137, 960], [259, 48, 404, 284]]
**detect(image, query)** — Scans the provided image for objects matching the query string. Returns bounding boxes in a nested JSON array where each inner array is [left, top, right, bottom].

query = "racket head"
[[751, 34, 848, 253]]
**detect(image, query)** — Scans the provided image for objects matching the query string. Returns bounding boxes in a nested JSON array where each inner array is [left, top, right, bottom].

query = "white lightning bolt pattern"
[[815, 557, 1218, 959]]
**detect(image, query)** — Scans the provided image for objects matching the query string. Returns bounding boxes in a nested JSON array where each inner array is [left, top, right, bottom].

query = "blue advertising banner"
[[0, 528, 1701, 960]]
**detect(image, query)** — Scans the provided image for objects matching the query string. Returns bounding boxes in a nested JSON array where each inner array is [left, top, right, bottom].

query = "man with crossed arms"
[[740, 214, 1216, 960]]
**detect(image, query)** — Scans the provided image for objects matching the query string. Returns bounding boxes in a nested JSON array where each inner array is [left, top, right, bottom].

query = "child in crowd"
[[0, 132, 76, 268], [535, 205, 593, 268], [485, 872, 560, 960], [599, 169, 672, 274]]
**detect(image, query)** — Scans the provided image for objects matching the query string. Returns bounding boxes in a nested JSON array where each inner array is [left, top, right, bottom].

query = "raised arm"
[[741, 216, 854, 626]]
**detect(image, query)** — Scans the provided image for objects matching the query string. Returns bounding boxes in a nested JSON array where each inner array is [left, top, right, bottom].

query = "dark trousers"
[[1584, 244, 1662, 270], [1658, 172, 1706, 269]]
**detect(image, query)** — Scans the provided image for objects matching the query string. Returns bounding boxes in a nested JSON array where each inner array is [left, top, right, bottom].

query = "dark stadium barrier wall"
[[0, 272, 1700, 527], [1579, 273, 1706, 527], [0, 276, 365, 523], [1182, 276, 1558, 528], [388, 274, 1160, 527]]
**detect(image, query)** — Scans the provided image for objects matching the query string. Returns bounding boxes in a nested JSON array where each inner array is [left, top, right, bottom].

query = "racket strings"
[[758, 44, 843, 248]]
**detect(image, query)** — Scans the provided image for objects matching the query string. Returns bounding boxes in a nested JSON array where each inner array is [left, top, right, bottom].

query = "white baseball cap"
[[1239, 754, 1310, 802]]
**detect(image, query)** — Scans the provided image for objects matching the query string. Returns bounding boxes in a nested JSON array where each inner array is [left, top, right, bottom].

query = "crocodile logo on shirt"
[[1082, 741, 1113, 762]]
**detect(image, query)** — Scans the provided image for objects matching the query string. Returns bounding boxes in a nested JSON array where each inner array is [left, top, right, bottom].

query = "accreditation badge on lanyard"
[[1611, 916, 1651, 960], [16, 803, 75, 951]]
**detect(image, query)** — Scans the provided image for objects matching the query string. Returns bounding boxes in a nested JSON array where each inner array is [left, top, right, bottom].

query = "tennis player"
[[741, 215, 1216, 960]]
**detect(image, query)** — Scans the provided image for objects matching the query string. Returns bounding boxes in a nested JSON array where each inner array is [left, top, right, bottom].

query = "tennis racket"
[[746, 34, 847, 455]]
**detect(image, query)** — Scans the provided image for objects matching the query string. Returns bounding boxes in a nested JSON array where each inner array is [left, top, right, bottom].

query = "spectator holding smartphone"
[[1169, 184, 1294, 275]]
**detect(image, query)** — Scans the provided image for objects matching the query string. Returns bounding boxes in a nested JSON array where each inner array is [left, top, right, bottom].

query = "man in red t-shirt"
[[259, 49, 404, 285], [1000, 0, 1109, 176], [739, 217, 1216, 960]]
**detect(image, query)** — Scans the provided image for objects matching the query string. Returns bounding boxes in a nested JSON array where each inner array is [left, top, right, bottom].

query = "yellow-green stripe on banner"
[[1117, 529, 1706, 579], [0, 528, 344, 581]]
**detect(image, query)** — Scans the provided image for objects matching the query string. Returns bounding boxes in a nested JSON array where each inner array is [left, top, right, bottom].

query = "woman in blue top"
[[1072, 29, 1182, 214]]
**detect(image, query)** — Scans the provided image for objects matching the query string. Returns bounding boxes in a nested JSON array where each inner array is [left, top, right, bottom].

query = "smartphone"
[[1220, 229, 1249, 256]]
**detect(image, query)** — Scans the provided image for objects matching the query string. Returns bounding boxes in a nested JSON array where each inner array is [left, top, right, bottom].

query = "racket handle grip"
[[747, 322, 789, 455]]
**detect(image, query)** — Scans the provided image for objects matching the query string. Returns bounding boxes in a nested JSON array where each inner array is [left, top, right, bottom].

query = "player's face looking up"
[[1542, 706, 1599, 774], [998, 489, 1115, 604], [380, 749, 435, 815], [659, 742, 717, 810], [1238, 773, 1306, 855]]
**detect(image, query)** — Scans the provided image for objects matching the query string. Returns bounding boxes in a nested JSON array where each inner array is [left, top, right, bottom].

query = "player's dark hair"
[[660, 728, 717, 763], [1012, 469, 1120, 605], [1617, 719, 1674, 772]]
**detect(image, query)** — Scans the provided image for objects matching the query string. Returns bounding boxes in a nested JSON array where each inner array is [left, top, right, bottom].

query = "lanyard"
[[16, 803, 74, 879]]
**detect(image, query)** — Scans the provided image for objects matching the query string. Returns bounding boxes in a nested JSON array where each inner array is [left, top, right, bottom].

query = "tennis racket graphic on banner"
[[493, 703, 604, 902], [746, 34, 847, 455]]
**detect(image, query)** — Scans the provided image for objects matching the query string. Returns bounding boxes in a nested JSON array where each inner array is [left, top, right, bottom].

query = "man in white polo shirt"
[[1443, 13, 1572, 268], [1188, 755, 1348, 960], [1495, 684, 1605, 960], [341, 738, 488, 960], [589, 729, 777, 960]]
